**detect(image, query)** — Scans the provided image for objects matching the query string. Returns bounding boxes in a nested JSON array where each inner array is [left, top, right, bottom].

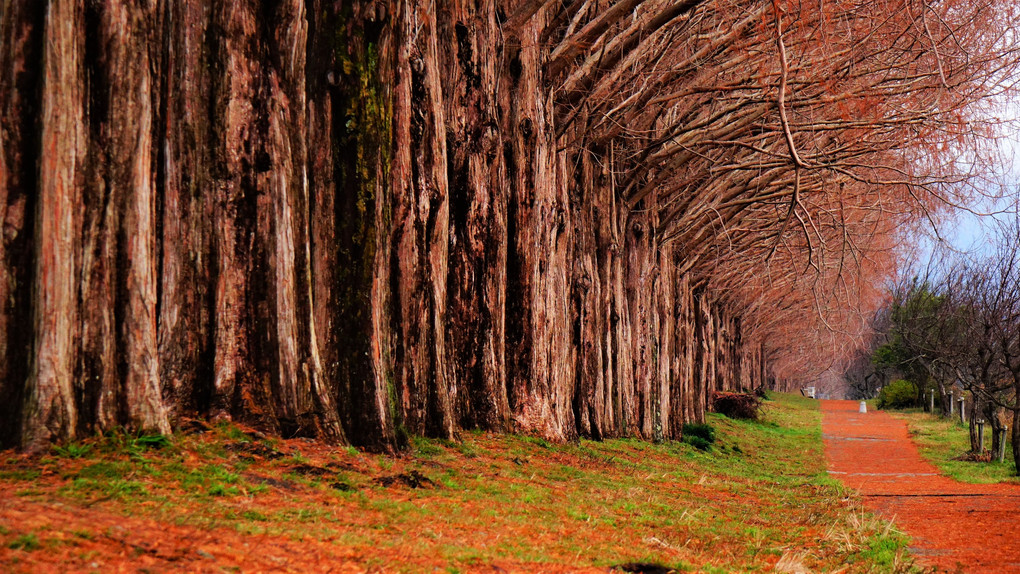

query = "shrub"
[[876, 379, 918, 409], [681, 422, 716, 443], [681, 423, 715, 451], [683, 435, 713, 451], [712, 392, 762, 420]]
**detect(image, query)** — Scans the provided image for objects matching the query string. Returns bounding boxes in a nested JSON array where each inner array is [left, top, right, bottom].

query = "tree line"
[[1, 0, 1017, 450], [846, 220, 1020, 472]]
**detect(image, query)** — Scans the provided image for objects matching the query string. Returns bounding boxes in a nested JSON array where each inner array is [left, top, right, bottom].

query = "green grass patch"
[[52, 442, 93, 459], [7, 533, 40, 551], [411, 436, 446, 457], [0, 468, 41, 481], [78, 460, 133, 480], [72, 529, 94, 540], [893, 410, 1020, 483], [242, 510, 269, 522]]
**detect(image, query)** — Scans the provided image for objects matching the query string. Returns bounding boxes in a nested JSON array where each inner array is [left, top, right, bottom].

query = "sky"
[[930, 95, 1020, 260], [941, 203, 1004, 254], [913, 130, 1020, 269]]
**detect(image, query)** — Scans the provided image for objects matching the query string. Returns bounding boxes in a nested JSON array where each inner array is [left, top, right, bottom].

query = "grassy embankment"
[[1, 393, 913, 572], [890, 408, 1020, 484]]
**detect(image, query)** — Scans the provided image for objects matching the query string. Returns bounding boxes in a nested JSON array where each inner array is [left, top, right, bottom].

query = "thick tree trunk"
[[158, 0, 215, 422], [22, 0, 86, 452], [0, 0, 45, 447], [391, 0, 456, 438], [87, 0, 169, 435], [1, 0, 772, 450], [441, 1, 512, 434]]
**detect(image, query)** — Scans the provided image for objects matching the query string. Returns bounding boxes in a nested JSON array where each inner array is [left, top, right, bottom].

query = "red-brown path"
[[821, 400, 1020, 573]]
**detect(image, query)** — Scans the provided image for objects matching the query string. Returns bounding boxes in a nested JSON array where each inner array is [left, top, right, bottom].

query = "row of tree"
[[1, 0, 1018, 450], [846, 222, 1020, 472]]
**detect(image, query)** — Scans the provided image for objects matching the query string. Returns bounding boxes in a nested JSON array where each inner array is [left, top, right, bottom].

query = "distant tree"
[[869, 280, 951, 409], [858, 231, 1020, 460]]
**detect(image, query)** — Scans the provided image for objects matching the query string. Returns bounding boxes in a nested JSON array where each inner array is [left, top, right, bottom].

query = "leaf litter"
[[0, 394, 907, 572]]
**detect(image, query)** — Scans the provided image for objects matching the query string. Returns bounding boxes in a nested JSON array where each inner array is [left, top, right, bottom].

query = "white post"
[[949, 390, 954, 415], [959, 397, 966, 424], [859, 401, 867, 414]]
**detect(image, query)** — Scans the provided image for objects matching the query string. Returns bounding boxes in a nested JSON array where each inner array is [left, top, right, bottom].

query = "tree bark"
[[2, 0, 781, 450], [22, 0, 85, 452], [0, 0, 45, 448], [1012, 407, 1020, 475]]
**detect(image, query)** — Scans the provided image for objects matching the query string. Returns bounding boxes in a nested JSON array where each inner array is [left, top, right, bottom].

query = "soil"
[[822, 400, 1020, 573]]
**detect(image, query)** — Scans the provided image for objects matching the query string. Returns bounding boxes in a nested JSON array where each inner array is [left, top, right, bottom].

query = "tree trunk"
[[21, 0, 85, 452], [968, 395, 980, 453], [1012, 407, 1020, 475], [984, 401, 1003, 457], [1, 0, 775, 450], [0, 0, 45, 447]]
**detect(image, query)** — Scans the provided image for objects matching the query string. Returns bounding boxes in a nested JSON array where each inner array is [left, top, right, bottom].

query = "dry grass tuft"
[[775, 549, 812, 573]]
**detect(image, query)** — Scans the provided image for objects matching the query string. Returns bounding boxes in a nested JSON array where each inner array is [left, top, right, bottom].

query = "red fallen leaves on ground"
[[0, 398, 907, 573], [0, 457, 611, 574]]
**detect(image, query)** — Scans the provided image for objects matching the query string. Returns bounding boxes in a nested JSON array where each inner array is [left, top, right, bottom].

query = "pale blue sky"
[[914, 127, 1020, 267]]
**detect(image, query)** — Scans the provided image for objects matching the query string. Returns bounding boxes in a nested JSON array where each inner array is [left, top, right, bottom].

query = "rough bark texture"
[[1, 0, 772, 450]]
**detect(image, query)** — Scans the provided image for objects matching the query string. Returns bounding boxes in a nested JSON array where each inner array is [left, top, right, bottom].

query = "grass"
[[51, 443, 93, 459], [891, 408, 1020, 483], [6, 534, 39, 551], [0, 393, 917, 572]]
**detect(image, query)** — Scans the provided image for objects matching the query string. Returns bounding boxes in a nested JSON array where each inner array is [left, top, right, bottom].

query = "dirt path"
[[822, 400, 1020, 573]]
